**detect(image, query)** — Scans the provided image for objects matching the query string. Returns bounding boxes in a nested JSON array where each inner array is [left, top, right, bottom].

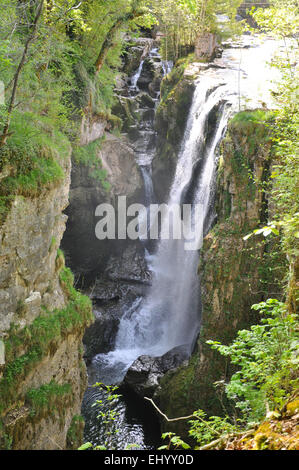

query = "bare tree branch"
[[144, 397, 195, 422]]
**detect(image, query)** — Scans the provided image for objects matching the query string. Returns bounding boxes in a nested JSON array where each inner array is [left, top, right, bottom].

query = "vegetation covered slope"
[[156, 0, 298, 451]]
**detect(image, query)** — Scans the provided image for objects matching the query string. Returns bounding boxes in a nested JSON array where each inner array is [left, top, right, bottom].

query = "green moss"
[[89, 168, 111, 191], [0, 267, 93, 415], [156, 59, 195, 163], [1, 158, 64, 197], [0, 111, 71, 226], [0, 111, 70, 171], [107, 113, 123, 131], [0, 196, 13, 225], [26, 381, 73, 418], [66, 415, 85, 449], [49, 236, 57, 253], [72, 137, 110, 190], [230, 110, 274, 152], [231, 109, 275, 126], [72, 138, 104, 166], [59, 266, 75, 296], [286, 399, 299, 416], [160, 54, 194, 103], [0, 420, 13, 450]]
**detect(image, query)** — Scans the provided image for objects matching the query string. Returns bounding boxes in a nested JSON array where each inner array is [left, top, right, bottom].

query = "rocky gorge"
[[62, 35, 289, 448]]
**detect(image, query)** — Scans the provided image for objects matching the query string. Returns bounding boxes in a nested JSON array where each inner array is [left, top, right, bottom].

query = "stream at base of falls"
[[81, 35, 281, 450]]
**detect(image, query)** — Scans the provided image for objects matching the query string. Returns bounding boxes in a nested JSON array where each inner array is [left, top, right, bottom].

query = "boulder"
[[123, 345, 190, 397]]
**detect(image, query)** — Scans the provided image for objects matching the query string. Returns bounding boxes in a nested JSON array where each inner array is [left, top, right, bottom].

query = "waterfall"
[[162, 60, 173, 76], [91, 77, 235, 383], [83, 37, 281, 448], [140, 165, 155, 206], [130, 60, 145, 90]]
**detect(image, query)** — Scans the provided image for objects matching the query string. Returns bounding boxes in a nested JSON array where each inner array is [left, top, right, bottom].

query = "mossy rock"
[[66, 415, 85, 450]]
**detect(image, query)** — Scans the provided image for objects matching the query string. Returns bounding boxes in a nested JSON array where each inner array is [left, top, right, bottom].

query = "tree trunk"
[[94, 10, 143, 76]]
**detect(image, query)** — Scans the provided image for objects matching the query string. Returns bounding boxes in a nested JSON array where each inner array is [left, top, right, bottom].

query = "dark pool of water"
[[82, 381, 161, 450]]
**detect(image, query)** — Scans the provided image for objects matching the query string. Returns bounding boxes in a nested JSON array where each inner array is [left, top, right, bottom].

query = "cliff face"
[[0, 154, 71, 332], [0, 146, 93, 449], [156, 111, 286, 437]]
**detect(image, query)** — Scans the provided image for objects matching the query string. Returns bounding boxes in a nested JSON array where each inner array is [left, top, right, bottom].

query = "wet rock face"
[[80, 114, 107, 146], [83, 306, 122, 360], [123, 345, 190, 397], [5, 332, 88, 450], [63, 39, 166, 279], [105, 245, 151, 285], [123, 37, 154, 76], [62, 134, 143, 277], [137, 58, 156, 89], [153, 75, 195, 203], [83, 284, 143, 361]]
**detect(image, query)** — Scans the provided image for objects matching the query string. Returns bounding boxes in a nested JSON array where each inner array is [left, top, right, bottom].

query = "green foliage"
[[0, 111, 70, 170], [72, 138, 103, 166], [161, 298, 298, 450], [271, 98, 299, 257], [159, 432, 190, 450], [251, 1, 298, 40], [72, 137, 111, 189], [243, 223, 280, 241], [250, 1, 299, 260], [79, 383, 122, 451], [67, 415, 85, 450], [0, 111, 71, 225], [160, 54, 194, 103], [208, 299, 299, 423], [0, 0, 156, 183], [0, 420, 13, 450], [26, 381, 72, 418], [231, 109, 275, 126], [188, 410, 237, 447]]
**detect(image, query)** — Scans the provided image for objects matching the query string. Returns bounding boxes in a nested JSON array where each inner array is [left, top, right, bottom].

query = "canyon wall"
[[0, 144, 93, 449]]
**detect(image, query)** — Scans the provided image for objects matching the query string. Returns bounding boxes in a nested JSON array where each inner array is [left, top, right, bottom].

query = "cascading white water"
[[92, 77, 235, 383], [116, 80, 234, 353], [162, 60, 173, 76], [130, 60, 145, 90], [140, 165, 155, 205]]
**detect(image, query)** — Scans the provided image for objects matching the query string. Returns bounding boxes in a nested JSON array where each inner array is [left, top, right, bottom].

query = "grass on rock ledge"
[[0, 111, 71, 225], [0, 265, 93, 416]]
